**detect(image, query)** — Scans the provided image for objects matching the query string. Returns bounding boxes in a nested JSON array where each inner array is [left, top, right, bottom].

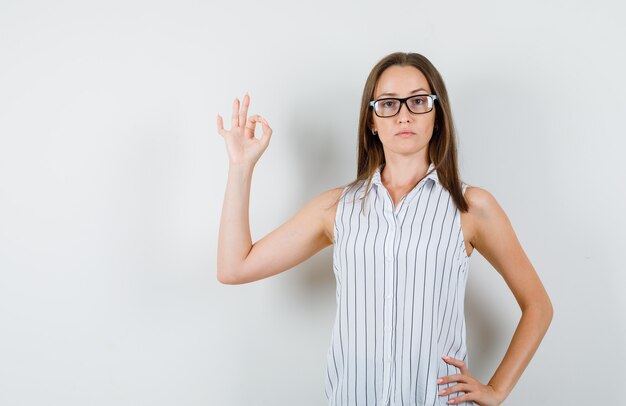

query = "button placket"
[[381, 192, 398, 403]]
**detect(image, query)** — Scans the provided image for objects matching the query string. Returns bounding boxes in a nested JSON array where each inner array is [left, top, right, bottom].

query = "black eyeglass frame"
[[369, 94, 438, 118]]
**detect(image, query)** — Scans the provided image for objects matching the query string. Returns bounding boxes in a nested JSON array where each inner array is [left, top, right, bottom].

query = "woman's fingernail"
[[437, 378, 443, 383]]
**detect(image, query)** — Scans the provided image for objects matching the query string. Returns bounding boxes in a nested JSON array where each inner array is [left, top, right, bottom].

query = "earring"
[[372, 129, 377, 135]]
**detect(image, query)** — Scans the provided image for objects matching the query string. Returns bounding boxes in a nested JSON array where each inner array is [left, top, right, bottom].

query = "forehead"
[[374, 65, 431, 97]]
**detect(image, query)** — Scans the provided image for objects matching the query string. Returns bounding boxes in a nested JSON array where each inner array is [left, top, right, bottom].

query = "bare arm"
[[468, 187, 554, 401], [217, 162, 339, 284], [438, 187, 553, 405], [216, 94, 338, 285]]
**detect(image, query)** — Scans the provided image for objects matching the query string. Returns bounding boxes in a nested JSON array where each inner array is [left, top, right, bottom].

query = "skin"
[[216, 66, 553, 405]]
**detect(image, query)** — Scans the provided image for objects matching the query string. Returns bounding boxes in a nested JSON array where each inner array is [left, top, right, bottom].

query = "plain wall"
[[1, 0, 625, 405]]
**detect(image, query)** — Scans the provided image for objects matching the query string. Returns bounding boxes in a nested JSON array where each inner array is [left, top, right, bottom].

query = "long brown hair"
[[340, 52, 468, 213]]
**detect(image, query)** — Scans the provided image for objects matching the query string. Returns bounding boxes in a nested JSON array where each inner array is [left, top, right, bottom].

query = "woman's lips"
[[396, 131, 415, 138]]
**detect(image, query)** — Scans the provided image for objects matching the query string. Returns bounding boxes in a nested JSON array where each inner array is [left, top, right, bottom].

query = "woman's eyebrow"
[[376, 88, 428, 98]]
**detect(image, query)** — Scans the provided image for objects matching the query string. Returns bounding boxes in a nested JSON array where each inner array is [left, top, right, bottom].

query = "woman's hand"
[[217, 93, 272, 167], [437, 356, 505, 405]]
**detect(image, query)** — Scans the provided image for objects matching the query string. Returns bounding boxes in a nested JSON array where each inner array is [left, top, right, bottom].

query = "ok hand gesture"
[[217, 93, 273, 167]]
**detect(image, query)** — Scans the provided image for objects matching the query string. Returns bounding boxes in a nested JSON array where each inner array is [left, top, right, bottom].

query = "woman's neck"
[[381, 156, 430, 190]]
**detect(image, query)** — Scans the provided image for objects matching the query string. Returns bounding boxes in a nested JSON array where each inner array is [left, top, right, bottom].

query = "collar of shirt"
[[371, 161, 440, 190]]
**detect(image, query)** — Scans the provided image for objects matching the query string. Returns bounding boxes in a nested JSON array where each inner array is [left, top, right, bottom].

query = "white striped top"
[[325, 162, 473, 406]]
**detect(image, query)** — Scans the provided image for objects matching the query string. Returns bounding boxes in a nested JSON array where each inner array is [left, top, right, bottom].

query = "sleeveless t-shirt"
[[325, 162, 473, 406]]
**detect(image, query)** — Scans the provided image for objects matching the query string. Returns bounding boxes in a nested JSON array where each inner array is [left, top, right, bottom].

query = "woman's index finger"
[[231, 98, 240, 128]]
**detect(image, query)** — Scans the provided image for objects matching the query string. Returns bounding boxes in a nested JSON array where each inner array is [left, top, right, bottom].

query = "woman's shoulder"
[[302, 187, 345, 215], [463, 185, 506, 220], [310, 180, 370, 212], [318, 187, 345, 204]]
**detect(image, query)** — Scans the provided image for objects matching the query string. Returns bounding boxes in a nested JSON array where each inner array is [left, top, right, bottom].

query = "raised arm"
[[216, 94, 339, 285]]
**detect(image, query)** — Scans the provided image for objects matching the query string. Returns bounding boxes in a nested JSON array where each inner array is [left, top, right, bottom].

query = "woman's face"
[[371, 65, 436, 159]]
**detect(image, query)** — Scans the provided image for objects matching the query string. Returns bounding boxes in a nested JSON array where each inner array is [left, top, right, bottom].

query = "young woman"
[[216, 52, 553, 406]]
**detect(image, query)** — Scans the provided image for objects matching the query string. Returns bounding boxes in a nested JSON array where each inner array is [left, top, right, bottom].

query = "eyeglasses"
[[369, 94, 438, 118]]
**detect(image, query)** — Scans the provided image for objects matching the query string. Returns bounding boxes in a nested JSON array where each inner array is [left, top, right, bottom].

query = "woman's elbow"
[[216, 266, 242, 285], [527, 298, 554, 326], [521, 295, 553, 326], [544, 298, 554, 325]]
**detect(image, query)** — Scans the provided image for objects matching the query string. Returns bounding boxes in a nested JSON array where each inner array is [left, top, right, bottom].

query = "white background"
[[1, 1, 625, 405]]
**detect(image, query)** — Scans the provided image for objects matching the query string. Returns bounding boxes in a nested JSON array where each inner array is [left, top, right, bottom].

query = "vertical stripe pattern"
[[325, 162, 474, 406]]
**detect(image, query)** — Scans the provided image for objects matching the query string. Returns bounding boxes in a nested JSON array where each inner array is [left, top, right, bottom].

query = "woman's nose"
[[397, 102, 412, 122]]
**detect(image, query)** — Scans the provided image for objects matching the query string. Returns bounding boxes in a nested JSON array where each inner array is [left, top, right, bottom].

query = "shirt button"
[[384, 325, 392, 332], [385, 293, 392, 300], [385, 255, 392, 262]]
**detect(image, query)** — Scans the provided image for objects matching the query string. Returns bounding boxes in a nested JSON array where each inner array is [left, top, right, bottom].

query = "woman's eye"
[[382, 101, 396, 108], [411, 98, 424, 106]]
